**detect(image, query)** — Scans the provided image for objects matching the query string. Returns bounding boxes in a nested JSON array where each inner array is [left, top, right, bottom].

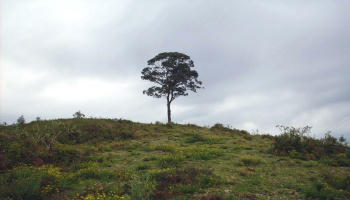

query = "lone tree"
[[17, 115, 25, 125], [73, 111, 85, 119], [141, 52, 203, 123]]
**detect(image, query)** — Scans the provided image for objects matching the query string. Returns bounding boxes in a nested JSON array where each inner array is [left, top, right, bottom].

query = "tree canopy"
[[141, 52, 203, 123]]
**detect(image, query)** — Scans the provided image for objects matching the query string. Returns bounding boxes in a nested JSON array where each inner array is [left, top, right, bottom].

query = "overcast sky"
[[1, 0, 350, 138]]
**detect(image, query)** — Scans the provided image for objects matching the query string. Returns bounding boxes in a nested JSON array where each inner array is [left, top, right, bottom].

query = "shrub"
[[17, 115, 25, 125], [273, 125, 312, 154], [210, 123, 233, 132], [273, 125, 349, 160], [73, 111, 85, 119]]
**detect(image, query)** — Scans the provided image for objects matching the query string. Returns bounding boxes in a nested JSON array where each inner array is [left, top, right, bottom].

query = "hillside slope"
[[0, 119, 349, 200]]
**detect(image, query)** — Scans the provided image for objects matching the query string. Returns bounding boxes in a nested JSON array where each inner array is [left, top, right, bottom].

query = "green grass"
[[0, 118, 349, 200]]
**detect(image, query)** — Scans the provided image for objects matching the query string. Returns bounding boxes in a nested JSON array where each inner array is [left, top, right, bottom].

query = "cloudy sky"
[[1, 0, 350, 138]]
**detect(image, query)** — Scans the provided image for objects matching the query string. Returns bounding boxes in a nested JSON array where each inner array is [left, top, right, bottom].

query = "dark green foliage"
[[141, 52, 203, 123], [210, 123, 227, 131], [141, 52, 202, 99], [17, 115, 25, 125], [273, 125, 349, 162], [73, 111, 85, 119]]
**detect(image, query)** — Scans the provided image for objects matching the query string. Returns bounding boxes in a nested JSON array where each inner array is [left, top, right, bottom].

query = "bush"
[[73, 111, 85, 119], [211, 123, 226, 130], [273, 125, 349, 160], [17, 115, 25, 125], [210, 123, 233, 132], [273, 125, 312, 154]]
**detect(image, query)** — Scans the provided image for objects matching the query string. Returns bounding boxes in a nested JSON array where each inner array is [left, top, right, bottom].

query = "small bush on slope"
[[273, 125, 349, 163]]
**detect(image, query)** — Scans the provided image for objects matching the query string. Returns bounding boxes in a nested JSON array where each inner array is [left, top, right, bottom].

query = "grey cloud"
[[1, 0, 350, 139]]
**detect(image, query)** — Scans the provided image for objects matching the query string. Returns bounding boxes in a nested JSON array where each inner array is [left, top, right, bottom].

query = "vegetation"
[[0, 119, 349, 199], [141, 52, 203, 123], [16, 115, 25, 125], [273, 125, 349, 163], [74, 111, 86, 119]]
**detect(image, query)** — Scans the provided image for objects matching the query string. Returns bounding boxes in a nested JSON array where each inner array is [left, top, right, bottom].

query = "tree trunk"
[[167, 101, 171, 123]]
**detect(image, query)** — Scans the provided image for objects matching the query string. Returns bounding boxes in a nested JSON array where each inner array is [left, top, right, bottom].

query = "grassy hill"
[[0, 118, 349, 200]]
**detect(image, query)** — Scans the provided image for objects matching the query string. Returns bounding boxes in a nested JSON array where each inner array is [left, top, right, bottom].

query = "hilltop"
[[0, 118, 349, 200]]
